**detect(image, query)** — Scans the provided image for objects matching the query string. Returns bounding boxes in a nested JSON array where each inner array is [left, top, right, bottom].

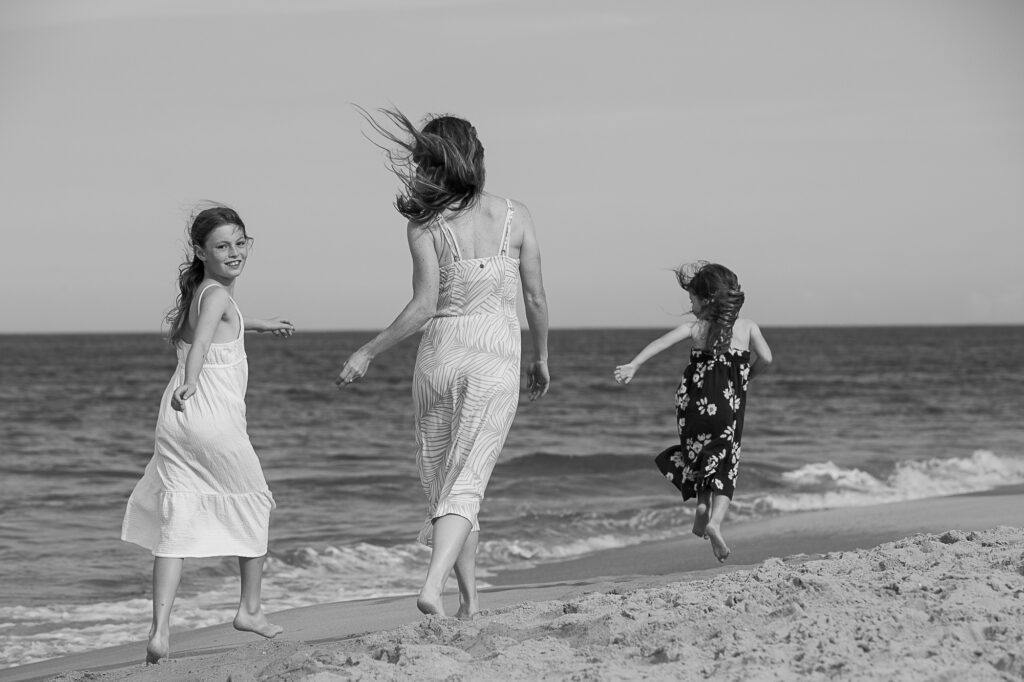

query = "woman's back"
[[432, 196, 519, 325], [433, 194, 522, 265]]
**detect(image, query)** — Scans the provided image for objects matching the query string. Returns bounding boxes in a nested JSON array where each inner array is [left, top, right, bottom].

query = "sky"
[[1, 0, 1022, 333]]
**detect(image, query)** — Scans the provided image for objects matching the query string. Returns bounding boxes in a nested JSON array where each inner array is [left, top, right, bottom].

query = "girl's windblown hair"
[[165, 205, 246, 344], [356, 106, 485, 225], [677, 261, 745, 355]]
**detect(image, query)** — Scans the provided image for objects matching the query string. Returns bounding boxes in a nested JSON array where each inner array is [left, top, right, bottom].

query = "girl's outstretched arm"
[[747, 322, 773, 380], [245, 317, 296, 337], [336, 222, 439, 386], [174, 286, 232, 411], [614, 322, 695, 384]]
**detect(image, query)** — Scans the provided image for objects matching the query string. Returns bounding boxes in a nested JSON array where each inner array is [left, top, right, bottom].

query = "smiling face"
[[196, 223, 249, 282]]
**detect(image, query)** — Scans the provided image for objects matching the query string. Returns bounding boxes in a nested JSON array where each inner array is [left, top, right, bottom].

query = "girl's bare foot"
[[416, 590, 445, 616], [705, 524, 731, 563], [692, 503, 710, 538], [145, 629, 169, 664], [233, 610, 283, 638]]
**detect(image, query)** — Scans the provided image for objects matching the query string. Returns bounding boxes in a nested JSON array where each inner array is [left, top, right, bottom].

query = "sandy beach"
[[7, 486, 1024, 682]]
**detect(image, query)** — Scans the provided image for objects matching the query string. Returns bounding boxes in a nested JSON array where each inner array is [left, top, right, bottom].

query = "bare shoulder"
[[186, 283, 231, 340], [505, 196, 535, 243], [506, 197, 533, 227], [406, 219, 440, 257], [407, 219, 432, 240], [735, 317, 758, 332], [735, 317, 765, 336], [506, 196, 531, 215], [194, 282, 229, 311]]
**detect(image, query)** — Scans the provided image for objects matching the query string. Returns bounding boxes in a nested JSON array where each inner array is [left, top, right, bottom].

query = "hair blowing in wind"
[[355, 106, 486, 225], [678, 262, 746, 355]]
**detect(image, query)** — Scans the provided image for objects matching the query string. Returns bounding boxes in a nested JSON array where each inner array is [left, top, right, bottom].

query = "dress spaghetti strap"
[[499, 199, 514, 257], [436, 216, 462, 263], [194, 283, 243, 341], [436, 198, 514, 261], [195, 283, 222, 312]]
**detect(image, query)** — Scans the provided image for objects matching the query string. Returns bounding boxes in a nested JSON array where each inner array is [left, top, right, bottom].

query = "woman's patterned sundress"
[[655, 347, 751, 500], [412, 199, 521, 545], [121, 284, 276, 558]]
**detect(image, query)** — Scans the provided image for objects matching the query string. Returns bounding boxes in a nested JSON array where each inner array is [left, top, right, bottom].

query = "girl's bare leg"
[[147, 557, 183, 664], [418, 514, 472, 616], [233, 555, 283, 638], [453, 530, 480, 619], [704, 494, 731, 562], [692, 491, 711, 538]]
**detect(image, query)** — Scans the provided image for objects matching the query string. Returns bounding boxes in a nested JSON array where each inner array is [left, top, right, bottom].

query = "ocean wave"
[[749, 450, 1024, 513], [494, 451, 652, 474], [477, 505, 688, 569], [0, 597, 224, 670]]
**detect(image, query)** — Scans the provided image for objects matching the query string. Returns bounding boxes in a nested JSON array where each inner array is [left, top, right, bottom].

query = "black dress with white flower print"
[[655, 348, 750, 500]]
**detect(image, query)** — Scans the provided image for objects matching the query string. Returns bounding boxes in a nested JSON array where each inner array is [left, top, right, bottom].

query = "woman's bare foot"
[[145, 628, 169, 664], [417, 590, 446, 616], [705, 524, 731, 563], [455, 599, 478, 620], [692, 503, 710, 538], [233, 610, 283, 638]]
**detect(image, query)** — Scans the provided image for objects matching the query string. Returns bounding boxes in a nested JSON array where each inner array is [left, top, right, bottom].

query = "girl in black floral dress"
[[615, 262, 773, 562]]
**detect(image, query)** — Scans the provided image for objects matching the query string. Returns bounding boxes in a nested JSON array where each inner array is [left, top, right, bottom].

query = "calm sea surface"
[[1, 326, 1023, 667]]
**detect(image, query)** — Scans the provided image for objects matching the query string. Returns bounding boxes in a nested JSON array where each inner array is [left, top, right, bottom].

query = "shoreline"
[[6, 485, 1024, 681]]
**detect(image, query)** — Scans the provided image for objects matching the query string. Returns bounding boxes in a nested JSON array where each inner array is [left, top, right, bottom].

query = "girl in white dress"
[[121, 205, 294, 663]]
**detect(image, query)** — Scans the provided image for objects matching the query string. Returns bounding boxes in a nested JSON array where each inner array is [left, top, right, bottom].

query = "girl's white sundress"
[[413, 199, 521, 545], [121, 285, 275, 558]]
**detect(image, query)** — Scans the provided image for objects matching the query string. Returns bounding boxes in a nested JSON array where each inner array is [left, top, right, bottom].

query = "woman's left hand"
[[527, 360, 550, 401], [336, 348, 372, 388]]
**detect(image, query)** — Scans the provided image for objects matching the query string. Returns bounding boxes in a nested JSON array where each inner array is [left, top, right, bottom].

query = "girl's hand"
[[336, 348, 372, 388], [171, 384, 196, 412], [260, 318, 296, 338], [527, 360, 550, 401], [614, 364, 637, 385]]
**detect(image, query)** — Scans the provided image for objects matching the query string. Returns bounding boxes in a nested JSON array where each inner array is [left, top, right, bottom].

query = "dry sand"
[[7, 488, 1024, 682]]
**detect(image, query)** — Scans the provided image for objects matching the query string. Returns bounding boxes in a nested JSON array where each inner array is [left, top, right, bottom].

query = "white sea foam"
[[0, 597, 226, 669], [0, 542, 436, 668], [751, 449, 1024, 513]]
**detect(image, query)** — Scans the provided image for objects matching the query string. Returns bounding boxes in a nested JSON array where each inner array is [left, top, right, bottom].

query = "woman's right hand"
[[614, 364, 637, 385], [527, 360, 550, 401], [171, 384, 196, 412], [336, 348, 372, 388]]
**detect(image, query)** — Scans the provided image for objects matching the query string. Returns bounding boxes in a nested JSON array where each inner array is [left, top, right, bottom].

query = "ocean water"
[[1, 326, 1023, 668]]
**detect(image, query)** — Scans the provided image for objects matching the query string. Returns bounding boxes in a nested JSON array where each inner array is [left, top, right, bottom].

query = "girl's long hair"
[[356, 106, 485, 225], [677, 261, 745, 355], [165, 205, 246, 344]]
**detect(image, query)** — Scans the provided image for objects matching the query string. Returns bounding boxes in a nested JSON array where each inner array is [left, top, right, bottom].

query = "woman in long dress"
[[337, 109, 550, 618]]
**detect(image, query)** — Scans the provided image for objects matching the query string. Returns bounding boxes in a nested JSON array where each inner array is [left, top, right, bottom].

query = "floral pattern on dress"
[[655, 348, 750, 500]]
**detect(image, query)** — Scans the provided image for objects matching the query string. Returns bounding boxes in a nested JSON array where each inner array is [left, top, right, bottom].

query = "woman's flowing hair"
[[676, 261, 745, 355], [164, 204, 247, 344], [356, 105, 485, 225]]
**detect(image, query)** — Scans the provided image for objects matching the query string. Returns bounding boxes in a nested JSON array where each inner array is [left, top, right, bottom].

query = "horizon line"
[[1, 322, 1022, 337]]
